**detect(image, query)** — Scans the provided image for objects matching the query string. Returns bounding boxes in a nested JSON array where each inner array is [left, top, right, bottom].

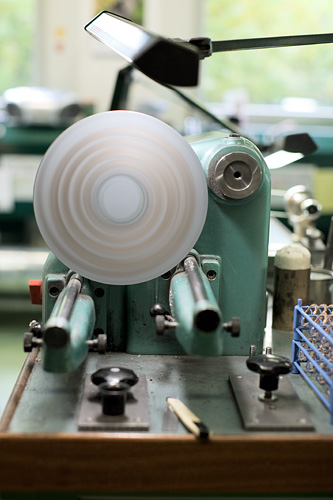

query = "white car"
[[3, 86, 82, 127]]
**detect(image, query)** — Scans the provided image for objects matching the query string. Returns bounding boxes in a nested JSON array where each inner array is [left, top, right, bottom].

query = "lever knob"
[[91, 367, 138, 387], [91, 367, 138, 415], [246, 353, 292, 401]]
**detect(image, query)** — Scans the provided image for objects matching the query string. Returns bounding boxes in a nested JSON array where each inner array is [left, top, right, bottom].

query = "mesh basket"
[[291, 299, 333, 424]]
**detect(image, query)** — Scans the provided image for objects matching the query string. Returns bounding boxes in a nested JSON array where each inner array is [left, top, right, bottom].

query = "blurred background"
[[1, 0, 333, 415]]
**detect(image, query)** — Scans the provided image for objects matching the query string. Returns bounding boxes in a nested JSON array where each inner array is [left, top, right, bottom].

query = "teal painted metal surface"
[[125, 275, 185, 354], [190, 133, 271, 355], [41, 255, 95, 372], [42, 280, 95, 373], [40, 131, 270, 369], [170, 254, 223, 355]]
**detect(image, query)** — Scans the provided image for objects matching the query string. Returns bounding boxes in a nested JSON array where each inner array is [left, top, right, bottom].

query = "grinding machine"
[[30, 111, 270, 370], [3, 12, 333, 498]]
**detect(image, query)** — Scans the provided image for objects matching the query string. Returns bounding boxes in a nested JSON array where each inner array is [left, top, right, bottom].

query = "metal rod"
[[0, 349, 39, 432], [54, 274, 83, 320], [212, 32, 333, 54], [44, 274, 83, 349], [184, 256, 209, 303], [184, 256, 221, 333]]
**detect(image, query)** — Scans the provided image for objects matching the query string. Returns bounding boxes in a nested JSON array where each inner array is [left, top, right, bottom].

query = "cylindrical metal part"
[[170, 256, 223, 355], [54, 274, 83, 320], [184, 255, 220, 332], [208, 150, 262, 200], [44, 274, 83, 348], [184, 255, 209, 302], [273, 244, 311, 331], [99, 381, 129, 416]]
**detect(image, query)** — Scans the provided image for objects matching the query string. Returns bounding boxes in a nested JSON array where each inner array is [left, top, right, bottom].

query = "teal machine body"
[[37, 131, 271, 373]]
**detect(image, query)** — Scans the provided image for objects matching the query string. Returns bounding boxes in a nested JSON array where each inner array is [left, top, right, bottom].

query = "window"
[[0, 0, 36, 94], [203, 0, 333, 105]]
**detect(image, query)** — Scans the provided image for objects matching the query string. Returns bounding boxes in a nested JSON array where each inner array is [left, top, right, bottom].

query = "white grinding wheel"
[[34, 111, 208, 285]]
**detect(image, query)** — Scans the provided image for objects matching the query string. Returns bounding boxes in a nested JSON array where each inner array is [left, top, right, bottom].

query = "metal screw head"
[[206, 270, 217, 280], [209, 152, 262, 200], [150, 303, 166, 317]]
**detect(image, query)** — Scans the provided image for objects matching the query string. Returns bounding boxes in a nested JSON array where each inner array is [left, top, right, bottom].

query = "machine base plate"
[[229, 374, 315, 431], [78, 374, 149, 431]]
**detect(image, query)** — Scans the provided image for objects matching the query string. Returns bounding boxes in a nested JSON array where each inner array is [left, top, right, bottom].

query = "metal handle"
[[44, 274, 83, 348]]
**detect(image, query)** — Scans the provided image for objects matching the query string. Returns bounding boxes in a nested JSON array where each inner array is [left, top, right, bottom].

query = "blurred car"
[[3, 86, 82, 127]]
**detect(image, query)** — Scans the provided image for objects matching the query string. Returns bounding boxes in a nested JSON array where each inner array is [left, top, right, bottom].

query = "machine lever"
[[91, 367, 139, 416], [184, 255, 221, 333], [53, 273, 83, 321], [246, 353, 292, 402], [43, 273, 83, 349]]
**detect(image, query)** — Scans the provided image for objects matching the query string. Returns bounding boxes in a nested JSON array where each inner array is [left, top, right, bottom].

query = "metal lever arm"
[[210, 32, 333, 55], [44, 274, 83, 348], [85, 11, 333, 87], [43, 274, 96, 372]]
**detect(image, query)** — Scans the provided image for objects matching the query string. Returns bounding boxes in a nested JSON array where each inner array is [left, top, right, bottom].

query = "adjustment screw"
[[223, 317, 240, 337], [29, 320, 44, 338], [87, 333, 107, 353], [23, 331, 43, 352], [150, 304, 167, 317]]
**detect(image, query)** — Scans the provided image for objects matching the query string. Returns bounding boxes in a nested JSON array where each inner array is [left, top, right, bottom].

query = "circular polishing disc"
[[34, 111, 208, 285]]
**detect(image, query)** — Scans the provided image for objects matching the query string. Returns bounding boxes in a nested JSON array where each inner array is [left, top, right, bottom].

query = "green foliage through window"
[[0, 0, 36, 94], [202, 0, 333, 104]]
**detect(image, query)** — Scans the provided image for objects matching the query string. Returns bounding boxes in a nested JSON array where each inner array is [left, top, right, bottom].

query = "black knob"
[[98, 381, 130, 416], [246, 353, 292, 401], [91, 367, 138, 416], [91, 367, 138, 387]]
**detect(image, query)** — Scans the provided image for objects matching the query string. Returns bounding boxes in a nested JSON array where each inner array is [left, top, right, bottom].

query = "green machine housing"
[[38, 132, 271, 373]]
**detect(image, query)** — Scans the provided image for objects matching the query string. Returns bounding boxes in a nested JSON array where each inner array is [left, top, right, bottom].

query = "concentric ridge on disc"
[[34, 110, 208, 285]]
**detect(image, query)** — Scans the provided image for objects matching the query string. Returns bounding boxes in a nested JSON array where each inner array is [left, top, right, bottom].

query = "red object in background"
[[29, 280, 43, 305]]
